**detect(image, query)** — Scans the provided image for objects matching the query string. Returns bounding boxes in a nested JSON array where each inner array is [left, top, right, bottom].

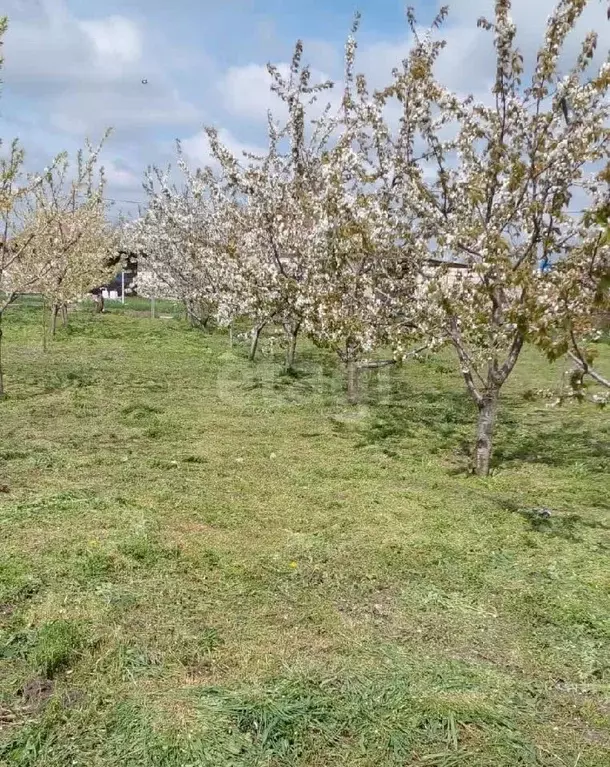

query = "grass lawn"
[[0, 299, 609, 766]]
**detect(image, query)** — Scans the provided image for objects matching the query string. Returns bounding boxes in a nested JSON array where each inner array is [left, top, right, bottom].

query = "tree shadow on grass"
[[356, 379, 477, 459], [494, 421, 609, 474], [497, 498, 610, 543], [251, 346, 345, 400], [356, 373, 608, 474], [231, 343, 608, 475]]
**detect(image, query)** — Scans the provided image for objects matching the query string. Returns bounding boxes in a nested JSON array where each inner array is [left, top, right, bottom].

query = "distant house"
[[424, 257, 469, 271], [92, 250, 139, 299], [416, 257, 471, 297]]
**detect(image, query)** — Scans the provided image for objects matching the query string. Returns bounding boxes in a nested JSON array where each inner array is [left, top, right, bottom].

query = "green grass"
[[0, 298, 608, 766]]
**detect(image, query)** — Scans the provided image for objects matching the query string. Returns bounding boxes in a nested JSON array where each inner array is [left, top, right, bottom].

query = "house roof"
[[424, 257, 469, 269]]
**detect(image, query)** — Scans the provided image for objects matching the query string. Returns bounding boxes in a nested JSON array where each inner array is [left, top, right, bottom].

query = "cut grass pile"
[[0, 299, 609, 766]]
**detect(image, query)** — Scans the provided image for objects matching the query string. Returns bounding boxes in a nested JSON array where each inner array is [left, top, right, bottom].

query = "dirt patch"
[[19, 677, 55, 710], [582, 728, 610, 746], [62, 688, 85, 709], [0, 603, 16, 618]]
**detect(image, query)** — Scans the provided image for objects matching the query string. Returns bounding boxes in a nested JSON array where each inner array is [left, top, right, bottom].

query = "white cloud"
[[105, 159, 142, 191], [5, 10, 143, 88], [221, 63, 284, 121], [3, 0, 609, 217], [1, 0, 206, 209], [217, 36, 427, 135], [302, 38, 342, 77], [356, 38, 412, 90], [79, 15, 143, 72], [182, 127, 266, 170], [49, 84, 201, 136], [220, 61, 336, 124], [3, 1, 203, 139]]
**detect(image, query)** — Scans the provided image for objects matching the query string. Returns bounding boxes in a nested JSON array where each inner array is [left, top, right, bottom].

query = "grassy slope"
[[0, 300, 608, 766]]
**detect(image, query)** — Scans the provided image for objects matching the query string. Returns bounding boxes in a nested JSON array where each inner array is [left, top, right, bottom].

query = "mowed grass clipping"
[[0, 299, 609, 767]]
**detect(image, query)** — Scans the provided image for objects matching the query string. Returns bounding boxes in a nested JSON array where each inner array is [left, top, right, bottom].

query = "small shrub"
[[0, 628, 37, 661], [0, 449, 28, 462], [177, 627, 224, 666]]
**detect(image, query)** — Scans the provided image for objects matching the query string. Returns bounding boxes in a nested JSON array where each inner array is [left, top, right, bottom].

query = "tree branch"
[[568, 351, 610, 390], [496, 330, 525, 385], [448, 319, 484, 406]]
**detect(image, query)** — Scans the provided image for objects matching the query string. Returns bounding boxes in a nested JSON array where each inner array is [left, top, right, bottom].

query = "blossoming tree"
[[301, 18, 435, 403], [28, 134, 118, 335], [126, 153, 242, 331], [203, 41, 339, 368], [535, 206, 609, 402], [377, 0, 610, 474], [1, 18, 60, 392]]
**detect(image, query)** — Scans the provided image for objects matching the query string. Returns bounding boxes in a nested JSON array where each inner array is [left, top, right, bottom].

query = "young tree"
[[126, 157, 239, 330], [0, 144, 51, 394], [377, 0, 610, 474], [300, 129, 409, 402], [1, 18, 117, 393], [1, 18, 61, 393], [301, 20, 431, 403], [204, 42, 336, 368], [535, 205, 610, 402], [28, 133, 117, 335]]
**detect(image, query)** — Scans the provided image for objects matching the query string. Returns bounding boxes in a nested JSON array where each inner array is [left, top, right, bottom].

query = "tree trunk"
[[199, 301, 211, 330], [0, 311, 4, 399], [249, 323, 265, 361], [51, 304, 60, 337], [284, 322, 300, 371], [229, 324, 233, 348], [346, 358, 359, 405], [475, 392, 498, 476], [42, 298, 48, 352], [185, 300, 211, 331], [186, 300, 197, 327], [61, 303, 68, 327]]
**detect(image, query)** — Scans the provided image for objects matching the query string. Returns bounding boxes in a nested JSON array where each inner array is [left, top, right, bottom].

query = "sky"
[[1, 0, 609, 217]]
